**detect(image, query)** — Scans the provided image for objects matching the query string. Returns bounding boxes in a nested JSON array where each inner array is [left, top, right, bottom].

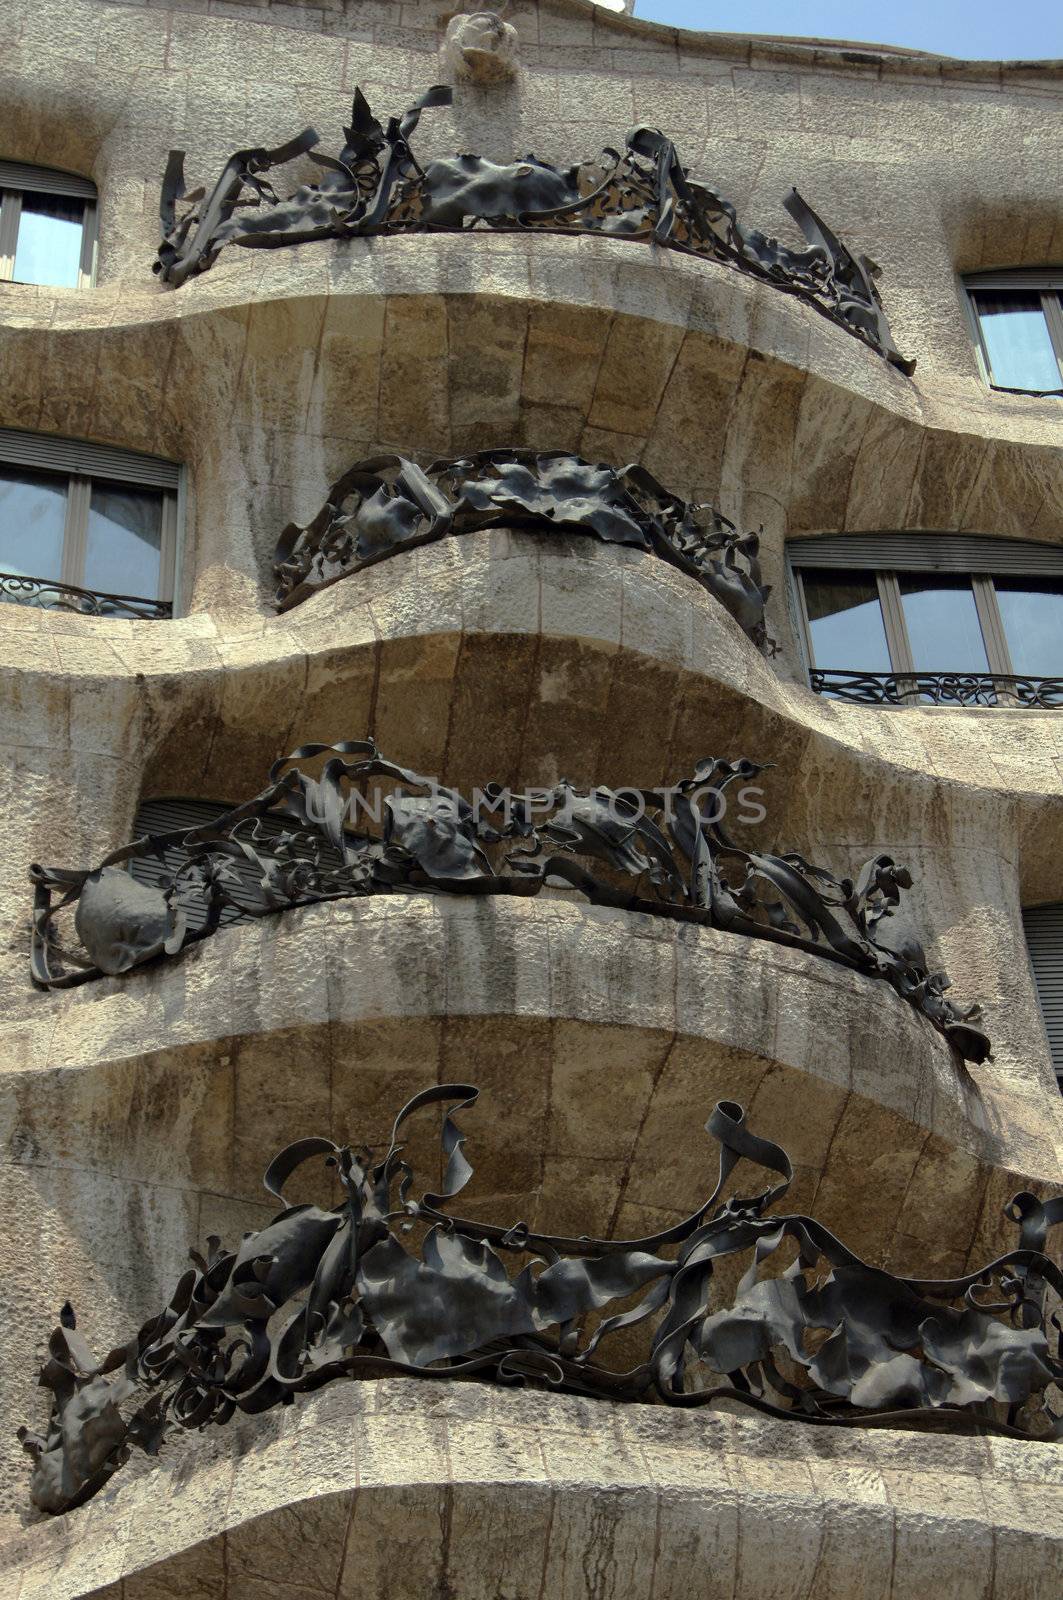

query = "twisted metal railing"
[[29, 737, 990, 1062], [809, 669, 1063, 709], [19, 1083, 1062, 1514], [273, 450, 774, 652], [154, 84, 913, 375], [0, 572, 170, 620]]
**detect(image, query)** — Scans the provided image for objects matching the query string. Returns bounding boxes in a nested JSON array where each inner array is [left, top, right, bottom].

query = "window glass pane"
[[994, 577, 1063, 677], [899, 576, 989, 671], [971, 291, 1062, 392], [83, 482, 163, 598], [800, 568, 891, 671], [0, 466, 67, 581], [12, 193, 85, 288]]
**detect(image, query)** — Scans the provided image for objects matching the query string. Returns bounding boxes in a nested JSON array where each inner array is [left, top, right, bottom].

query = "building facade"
[[0, 0, 1061, 1594]]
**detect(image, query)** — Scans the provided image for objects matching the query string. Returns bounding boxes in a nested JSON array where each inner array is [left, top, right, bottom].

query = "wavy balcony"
[[8, 1379, 1062, 1600], [0, 536, 1059, 1101], [2, 897, 1059, 1545]]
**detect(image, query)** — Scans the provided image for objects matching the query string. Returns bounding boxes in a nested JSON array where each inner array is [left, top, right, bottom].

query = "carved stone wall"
[[8, 1381, 1062, 1600], [0, 0, 1060, 1592]]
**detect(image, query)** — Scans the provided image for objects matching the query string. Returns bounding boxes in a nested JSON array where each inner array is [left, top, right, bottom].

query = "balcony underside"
[[2, 241, 1062, 615], [6, 1379, 1060, 1600], [1, 532, 1060, 846]]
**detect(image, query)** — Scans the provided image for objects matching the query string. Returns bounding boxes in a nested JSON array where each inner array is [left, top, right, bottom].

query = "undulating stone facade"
[[0, 0, 1061, 1594]]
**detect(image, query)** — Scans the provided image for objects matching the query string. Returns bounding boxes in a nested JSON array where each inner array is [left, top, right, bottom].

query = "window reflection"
[[12, 193, 84, 289], [801, 569, 891, 672], [898, 577, 989, 672], [971, 291, 1063, 393], [794, 535, 1063, 707], [994, 578, 1063, 677], [0, 467, 67, 581], [83, 483, 163, 598]]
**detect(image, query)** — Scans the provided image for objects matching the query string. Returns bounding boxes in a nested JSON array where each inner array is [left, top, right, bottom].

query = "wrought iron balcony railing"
[[810, 668, 1063, 709], [0, 572, 171, 620], [20, 1082, 1063, 1515], [154, 84, 914, 375]]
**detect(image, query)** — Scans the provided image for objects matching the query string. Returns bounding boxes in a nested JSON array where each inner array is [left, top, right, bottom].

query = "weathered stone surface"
[[4, 1381, 1062, 1600], [0, 0, 1060, 1591]]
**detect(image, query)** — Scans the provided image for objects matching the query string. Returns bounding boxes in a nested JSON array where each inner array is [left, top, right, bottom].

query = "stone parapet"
[[3, 1380, 1061, 1599]]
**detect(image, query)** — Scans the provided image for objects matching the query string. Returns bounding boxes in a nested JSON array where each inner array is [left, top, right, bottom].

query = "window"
[[0, 161, 97, 288], [788, 533, 1063, 706], [1022, 905, 1063, 1093], [0, 430, 181, 618], [965, 271, 1063, 396]]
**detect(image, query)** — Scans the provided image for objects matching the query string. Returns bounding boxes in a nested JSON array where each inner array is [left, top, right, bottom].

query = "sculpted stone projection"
[[443, 11, 520, 82], [30, 738, 990, 1061], [273, 448, 774, 649], [20, 1083, 1063, 1515], [154, 85, 915, 375]]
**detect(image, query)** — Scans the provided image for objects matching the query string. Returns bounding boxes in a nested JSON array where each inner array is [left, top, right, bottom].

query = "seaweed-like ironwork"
[[20, 1083, 1062, 1514], [154, 85, 914, 375], [29, 739, 989, 1061], [273, 449, 773, 649]]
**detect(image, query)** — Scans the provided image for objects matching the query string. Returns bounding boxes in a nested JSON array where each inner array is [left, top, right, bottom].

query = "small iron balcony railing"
[[0, 572, 171, 620], [809, 668, 1063, 709]]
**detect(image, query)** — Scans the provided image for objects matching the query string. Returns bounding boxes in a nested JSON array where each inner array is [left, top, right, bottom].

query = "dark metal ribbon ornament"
[[30, 739, 989, 1062], [154, 85, 914, 375], [20, 1084, 1061, 1514], [273, 448, 773, 649]]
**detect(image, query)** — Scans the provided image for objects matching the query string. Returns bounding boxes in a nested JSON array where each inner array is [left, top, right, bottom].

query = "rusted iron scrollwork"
[[154, 85, 914, 375], [30, 739, 989, 1062], [20, 1083, 1062, 1514], [273, 449, 773, 649]]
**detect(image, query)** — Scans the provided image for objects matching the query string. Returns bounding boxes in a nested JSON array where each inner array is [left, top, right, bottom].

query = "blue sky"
[[630, 0, 1063, 60]]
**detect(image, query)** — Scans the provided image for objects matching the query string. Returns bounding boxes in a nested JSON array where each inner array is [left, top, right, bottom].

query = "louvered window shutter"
[[788, 534, 1063, 577], [0, 429, 179, 489], [128, 798, 347, 930], [0, 162, 95, 200], [1022, 904, 1063, 1091], [129, 800, 245, 931]]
